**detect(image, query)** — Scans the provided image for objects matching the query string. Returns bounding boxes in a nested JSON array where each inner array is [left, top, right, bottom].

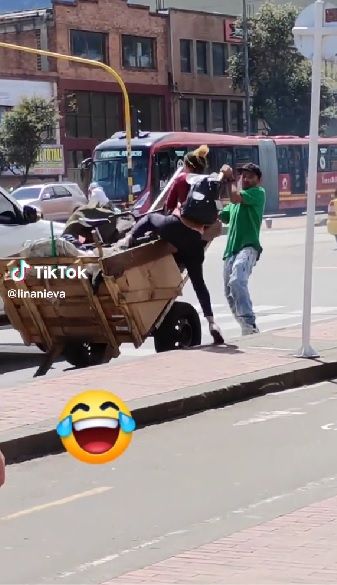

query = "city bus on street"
[[81, 131, 337, 215]]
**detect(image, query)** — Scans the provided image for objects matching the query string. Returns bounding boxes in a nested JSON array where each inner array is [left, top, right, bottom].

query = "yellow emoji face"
[[57, 390, 136, 464]]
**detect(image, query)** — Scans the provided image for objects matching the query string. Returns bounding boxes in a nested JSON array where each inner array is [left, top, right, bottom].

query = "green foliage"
[[0, 97, 59, 183], [229, 2, 336, 136]]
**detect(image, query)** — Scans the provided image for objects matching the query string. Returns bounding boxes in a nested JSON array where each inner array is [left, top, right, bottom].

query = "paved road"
[[1, 379, 337, 584], [0, 223, 336, 386]]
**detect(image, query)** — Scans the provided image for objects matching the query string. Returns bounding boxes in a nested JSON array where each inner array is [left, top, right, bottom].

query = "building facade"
[[0, 0, 248, 180], [168, 9, 244, 134]]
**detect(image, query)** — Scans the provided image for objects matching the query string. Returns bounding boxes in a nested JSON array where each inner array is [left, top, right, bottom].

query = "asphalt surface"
[[1, 379, 337, 584], [0, 221, 336, 386]]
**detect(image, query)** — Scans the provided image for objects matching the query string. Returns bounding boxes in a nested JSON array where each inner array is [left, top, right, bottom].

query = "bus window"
[[276, 146, 289, 173], [328, 146, 337, 171], [212, 147, 234, 172], [234, 146, 259, 168], [152, 147, 189, 197], [288, 146, 306, 194]]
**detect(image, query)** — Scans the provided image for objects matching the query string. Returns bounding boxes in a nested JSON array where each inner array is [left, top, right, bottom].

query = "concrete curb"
[[2, 356, 337, 465]]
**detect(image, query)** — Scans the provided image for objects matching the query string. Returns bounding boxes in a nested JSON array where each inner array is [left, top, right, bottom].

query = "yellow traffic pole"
[[0, 41, 134, 204]]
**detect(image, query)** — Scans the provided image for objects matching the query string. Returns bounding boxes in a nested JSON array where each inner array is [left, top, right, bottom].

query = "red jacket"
[[165, 172, 190, 212]]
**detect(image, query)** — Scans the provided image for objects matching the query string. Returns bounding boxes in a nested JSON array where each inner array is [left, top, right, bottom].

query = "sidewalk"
[[1, 318, 337, 463], [102, 494, 337, 584]]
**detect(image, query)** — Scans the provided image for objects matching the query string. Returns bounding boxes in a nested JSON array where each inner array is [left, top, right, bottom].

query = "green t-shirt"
[[219, 186, 266, 259]]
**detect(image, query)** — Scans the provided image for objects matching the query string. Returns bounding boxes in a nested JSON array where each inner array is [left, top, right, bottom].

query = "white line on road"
[[231, 475, 337, 515], [0, 486, 112, 522], [233, 409, 307, 426], [58, 475, 337, 580]]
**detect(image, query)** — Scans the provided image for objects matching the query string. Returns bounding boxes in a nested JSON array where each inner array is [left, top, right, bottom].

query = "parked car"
[[0, 185, 64, 315], [327, 195, 337, 243], [11, 182, 88, 222]]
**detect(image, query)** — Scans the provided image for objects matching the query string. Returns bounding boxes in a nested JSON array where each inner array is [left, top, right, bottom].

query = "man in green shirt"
[[219, 162, 266, 335]]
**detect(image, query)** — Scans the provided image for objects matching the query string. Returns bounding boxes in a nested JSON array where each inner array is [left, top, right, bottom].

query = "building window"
[[196, 41, 208, 75], [211, 100, 228, 133], [212, 43, 228, 76], [122, 36, 155, 69], [180, 98, 192, 131], [70, 30, 107, 62], [196, 99, 208, 132], [180, 39, 192, 73], [230, 100, 244, 133], [130, 95, 164, 131], [65, 91, 120, 139]]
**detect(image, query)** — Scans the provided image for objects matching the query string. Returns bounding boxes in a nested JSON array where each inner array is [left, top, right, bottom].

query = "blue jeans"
[[224, 247, 258, 330]]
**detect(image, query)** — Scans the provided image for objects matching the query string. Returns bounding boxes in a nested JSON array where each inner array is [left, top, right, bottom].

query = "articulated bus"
[[83, 131, 337, 214]]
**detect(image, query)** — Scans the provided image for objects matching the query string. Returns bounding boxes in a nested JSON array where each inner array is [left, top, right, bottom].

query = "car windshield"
[[12, 187, 42, 201], [92, 148, 149, 201]]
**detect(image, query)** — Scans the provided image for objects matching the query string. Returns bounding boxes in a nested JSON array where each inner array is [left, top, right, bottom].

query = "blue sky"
[[0, 0, 75, 14]]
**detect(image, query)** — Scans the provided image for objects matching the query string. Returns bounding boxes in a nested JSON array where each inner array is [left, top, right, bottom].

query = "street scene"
[[1, 0, 337, 584]]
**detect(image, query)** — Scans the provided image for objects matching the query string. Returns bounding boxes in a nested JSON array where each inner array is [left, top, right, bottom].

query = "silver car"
[[11, 182, 88, 222]]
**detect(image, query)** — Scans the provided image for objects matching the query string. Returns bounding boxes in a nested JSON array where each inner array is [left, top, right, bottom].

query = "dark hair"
[[238, 162, 262, 179], [184, 144, 209, 174]]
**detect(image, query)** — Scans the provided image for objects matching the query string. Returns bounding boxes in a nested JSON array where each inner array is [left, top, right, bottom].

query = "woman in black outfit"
[[124, 146, 224, 345]]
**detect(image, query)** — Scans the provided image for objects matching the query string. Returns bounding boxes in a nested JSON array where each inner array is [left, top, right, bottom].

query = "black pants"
[[131, 213, 213, 317]]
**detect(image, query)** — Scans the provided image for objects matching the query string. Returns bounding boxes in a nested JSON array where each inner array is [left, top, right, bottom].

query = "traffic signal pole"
[[0, 41, 134, 204]]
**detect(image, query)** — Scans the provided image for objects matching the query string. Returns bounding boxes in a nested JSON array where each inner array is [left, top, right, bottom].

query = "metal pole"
[[243, 0, 251, 135], [296, 0, 324, 358], [0, 41, 134, 204]]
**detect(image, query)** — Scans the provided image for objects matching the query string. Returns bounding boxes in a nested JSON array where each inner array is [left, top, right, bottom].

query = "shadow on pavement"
[[0, 352, 63, 375]]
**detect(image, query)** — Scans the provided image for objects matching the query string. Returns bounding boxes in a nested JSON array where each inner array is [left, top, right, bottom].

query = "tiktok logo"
[[10, 260, 31, 282]]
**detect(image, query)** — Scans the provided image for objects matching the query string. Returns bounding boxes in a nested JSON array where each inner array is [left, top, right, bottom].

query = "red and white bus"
[[86, 131, 337, 214]]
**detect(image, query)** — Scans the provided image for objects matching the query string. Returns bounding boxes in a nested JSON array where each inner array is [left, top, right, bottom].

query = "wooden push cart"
[[0, 240, 202, 377]]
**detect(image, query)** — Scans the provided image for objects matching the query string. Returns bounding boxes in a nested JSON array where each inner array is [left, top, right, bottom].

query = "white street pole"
[[296, 0, 324, 358]]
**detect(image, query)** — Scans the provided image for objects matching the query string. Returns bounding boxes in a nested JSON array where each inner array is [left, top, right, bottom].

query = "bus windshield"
[[92, 148, 149, 201]]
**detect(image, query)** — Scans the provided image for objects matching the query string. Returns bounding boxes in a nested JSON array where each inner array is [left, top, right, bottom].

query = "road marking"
[[233, 409, 306, 426], [321, 423, 337, 431], [59, 475, 337, 579], [247, 346, 291, 351], [232, 476, 337, 515], [0, 486, 112, 522]]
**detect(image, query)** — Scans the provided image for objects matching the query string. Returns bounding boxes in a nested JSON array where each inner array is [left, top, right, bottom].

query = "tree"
[[0, 97, 59, 184], [229, 2, 336, 136]]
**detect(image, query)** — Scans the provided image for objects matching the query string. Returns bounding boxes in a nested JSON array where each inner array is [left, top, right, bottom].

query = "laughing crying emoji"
[[57, 390, 136, 464]]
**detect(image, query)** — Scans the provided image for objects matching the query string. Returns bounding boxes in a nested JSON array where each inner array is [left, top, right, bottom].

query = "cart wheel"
[[63, 342, 108, 368], [154, 301, 201, 353]]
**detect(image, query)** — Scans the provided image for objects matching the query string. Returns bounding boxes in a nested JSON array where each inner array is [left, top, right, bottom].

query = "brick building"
[[168, 9, 244, 134], [53, 0, 170, 170], [0, 0, 247, 179]]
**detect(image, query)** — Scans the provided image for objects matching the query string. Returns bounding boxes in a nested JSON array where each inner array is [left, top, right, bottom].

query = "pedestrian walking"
[[0, 449, 5, 487], [219, 163, 266, 335]]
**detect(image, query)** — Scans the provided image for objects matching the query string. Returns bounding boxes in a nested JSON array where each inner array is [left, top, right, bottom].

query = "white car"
[[0, 185, 64, 315], [11, 182, 88, 222]]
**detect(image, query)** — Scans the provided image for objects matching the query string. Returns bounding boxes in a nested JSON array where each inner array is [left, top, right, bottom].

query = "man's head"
[[238, 163, 262, 190]]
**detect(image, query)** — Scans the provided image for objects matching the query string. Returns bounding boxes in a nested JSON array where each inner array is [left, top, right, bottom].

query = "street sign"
[[293, 1, 337, 61], [30, 145, 64, 176]]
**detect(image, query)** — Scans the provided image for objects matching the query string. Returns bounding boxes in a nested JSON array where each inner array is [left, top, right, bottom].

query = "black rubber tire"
[[63, 341, 108, 368], [154, 301, 201, 353]]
